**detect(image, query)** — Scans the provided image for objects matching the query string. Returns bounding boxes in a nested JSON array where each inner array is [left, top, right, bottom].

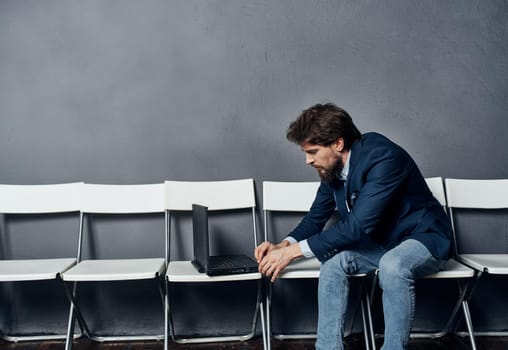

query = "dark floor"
[[0, 335, 507, 350]]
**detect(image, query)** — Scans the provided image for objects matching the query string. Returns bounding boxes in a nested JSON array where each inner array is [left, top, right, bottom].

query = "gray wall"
[[0, 0, 507, 339]]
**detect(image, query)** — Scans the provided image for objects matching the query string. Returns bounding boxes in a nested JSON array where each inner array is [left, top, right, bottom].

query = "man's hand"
[[254, 240, 290, 263], [256, 242, 303, 282]]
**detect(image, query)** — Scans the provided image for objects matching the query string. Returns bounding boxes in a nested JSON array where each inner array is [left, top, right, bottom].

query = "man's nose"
[[306, 154, 314, 165]]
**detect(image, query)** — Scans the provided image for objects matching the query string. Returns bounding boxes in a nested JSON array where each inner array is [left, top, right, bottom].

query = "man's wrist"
[[284, 236, 297, 245], [278, 240, 291, 248], [288, 242, 303, 259]]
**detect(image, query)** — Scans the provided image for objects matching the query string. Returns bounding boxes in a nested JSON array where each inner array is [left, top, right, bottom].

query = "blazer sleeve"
[[287, 182, 336, 242], [307, 146, 411, 261]]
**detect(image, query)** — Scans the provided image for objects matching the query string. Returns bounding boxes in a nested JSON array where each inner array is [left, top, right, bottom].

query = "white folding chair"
[[61, 183, 166, 349], [0, 183, 83, 341], [445, 178, 508, 337], [406, 177, 477, 349], [262, 181, 374, 350], [164, 179, 267, 350]]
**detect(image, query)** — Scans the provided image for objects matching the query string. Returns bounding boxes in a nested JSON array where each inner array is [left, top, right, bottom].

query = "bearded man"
[[255, 103, 452, 350]]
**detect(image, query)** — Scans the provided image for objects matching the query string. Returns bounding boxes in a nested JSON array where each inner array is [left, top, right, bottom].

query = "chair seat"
[[279, 257, 368, 279], [166, 261, 261, 282], [0, 258, 76, 282], [423, 258, 476, 279], [460, 254, 508, 274], [279, 258, 320, 279], [61, 258, 165, 281]]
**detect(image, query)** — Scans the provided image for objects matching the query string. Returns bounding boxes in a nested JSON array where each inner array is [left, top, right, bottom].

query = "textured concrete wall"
[[0, 0, 507, 339]]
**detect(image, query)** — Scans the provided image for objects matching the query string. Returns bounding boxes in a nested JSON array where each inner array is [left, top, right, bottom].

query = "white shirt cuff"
[[284, 237, 314, 258], [299, 239, 315, 258]]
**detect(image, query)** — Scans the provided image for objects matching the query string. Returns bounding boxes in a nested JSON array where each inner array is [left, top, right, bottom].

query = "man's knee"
[[378, 253, 412, 288], [320, 250, 358, 279]]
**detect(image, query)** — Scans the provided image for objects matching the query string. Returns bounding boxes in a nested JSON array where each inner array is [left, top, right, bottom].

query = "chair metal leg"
[[259, 288, 268, 350], [410, 279, 472, 339], [272, 279, 317, 341], [64, 282, 91, 337], [462, 300, 477, 350], [271, 278, 319, 341], [64, 281, 90, 350], [354, 271, 377, 350], [410, 271, 481, 341], [452, 271, 481, 349], [168, 280, 263, 345], [86, 284, 165, 343], [345, 288, 360, 338], [266, 281, 272, 350], [2, 334, 72, 342], [167, 282, 177, 343], [367, 271, 379, 348], [271, 275, 374, 350], [438, 280, 472, 336], [360, 300, 370, 350], [63, 281, 92, 340], [164, 281, 169, 350], [365, 292, 376, 350], [0, 280, 81, 343], [64, 279, 165, 343], [357, 275, 376, 350], [64, 298, 76, 350]]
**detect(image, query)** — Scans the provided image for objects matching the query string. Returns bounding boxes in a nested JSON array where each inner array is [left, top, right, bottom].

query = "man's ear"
[[332, 138, 345, 153]]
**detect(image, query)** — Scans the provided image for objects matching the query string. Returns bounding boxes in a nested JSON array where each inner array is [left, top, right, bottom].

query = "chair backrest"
[[263, 179, 446, 211], [0, 183, 83, 214], [77, 183, 166, 262], [445, 179, 508, 209], [165, 179, 255, 211], [262, 179, 446, 240], [445, 178, 508, 256], [262, 181, 321, 212], [164, 179, 258, 256], [81, 183, 165, 214], [425, 177, 446, 207]]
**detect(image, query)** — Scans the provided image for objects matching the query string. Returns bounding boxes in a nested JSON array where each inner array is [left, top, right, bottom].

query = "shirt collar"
[[338, 150, 351, 181]]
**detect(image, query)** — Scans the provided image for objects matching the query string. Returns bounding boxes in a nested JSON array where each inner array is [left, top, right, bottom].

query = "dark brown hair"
[[286, 103, 362, 149]]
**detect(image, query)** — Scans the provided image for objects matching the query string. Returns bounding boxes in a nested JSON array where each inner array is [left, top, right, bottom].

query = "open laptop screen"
[[192, 203, 209, 272]]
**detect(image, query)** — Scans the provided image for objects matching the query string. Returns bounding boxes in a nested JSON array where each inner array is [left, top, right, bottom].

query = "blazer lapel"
[[344, 136, 364, 203]]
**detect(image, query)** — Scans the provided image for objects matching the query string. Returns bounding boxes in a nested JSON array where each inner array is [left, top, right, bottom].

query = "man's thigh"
[[379, 239, 444, 279], [322, 238, 386, 275]]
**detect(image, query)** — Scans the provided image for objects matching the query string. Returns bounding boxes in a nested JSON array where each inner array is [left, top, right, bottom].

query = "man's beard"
[[316, 157, 344, 184]]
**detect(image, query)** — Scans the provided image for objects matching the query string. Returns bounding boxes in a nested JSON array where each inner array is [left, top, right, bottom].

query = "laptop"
[[191, 204, 259, 276]]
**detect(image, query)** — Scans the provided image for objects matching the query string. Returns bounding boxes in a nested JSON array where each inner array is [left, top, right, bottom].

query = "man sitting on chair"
[[255, 103, 452, 350]]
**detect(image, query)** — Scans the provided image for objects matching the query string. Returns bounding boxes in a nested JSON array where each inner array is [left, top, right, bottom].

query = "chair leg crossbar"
[[0, 279, 82, 343], [266, 276, 375, 350], [63, 278, 166, 350], [165, 279, 266, 347], [367, 271, 479, 350]]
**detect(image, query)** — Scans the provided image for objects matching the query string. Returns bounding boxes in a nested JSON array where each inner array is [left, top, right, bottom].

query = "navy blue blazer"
[[288, 132, 452, 262]]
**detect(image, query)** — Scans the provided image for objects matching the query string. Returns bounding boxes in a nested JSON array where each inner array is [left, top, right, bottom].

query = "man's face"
[[301, 142, 344, 183]]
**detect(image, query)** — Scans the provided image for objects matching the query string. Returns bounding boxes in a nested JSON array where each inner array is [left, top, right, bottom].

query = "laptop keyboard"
[[209, 256, 238, 268]]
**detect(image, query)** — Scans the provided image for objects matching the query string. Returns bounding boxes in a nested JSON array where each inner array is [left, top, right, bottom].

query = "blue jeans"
[[315, 238, 445, 350]]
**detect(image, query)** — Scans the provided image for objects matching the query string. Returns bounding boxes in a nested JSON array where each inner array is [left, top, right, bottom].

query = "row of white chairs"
[[0, 178, 506, 350], [0, 180, 264, 350], [263, 178, 508, 350]]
